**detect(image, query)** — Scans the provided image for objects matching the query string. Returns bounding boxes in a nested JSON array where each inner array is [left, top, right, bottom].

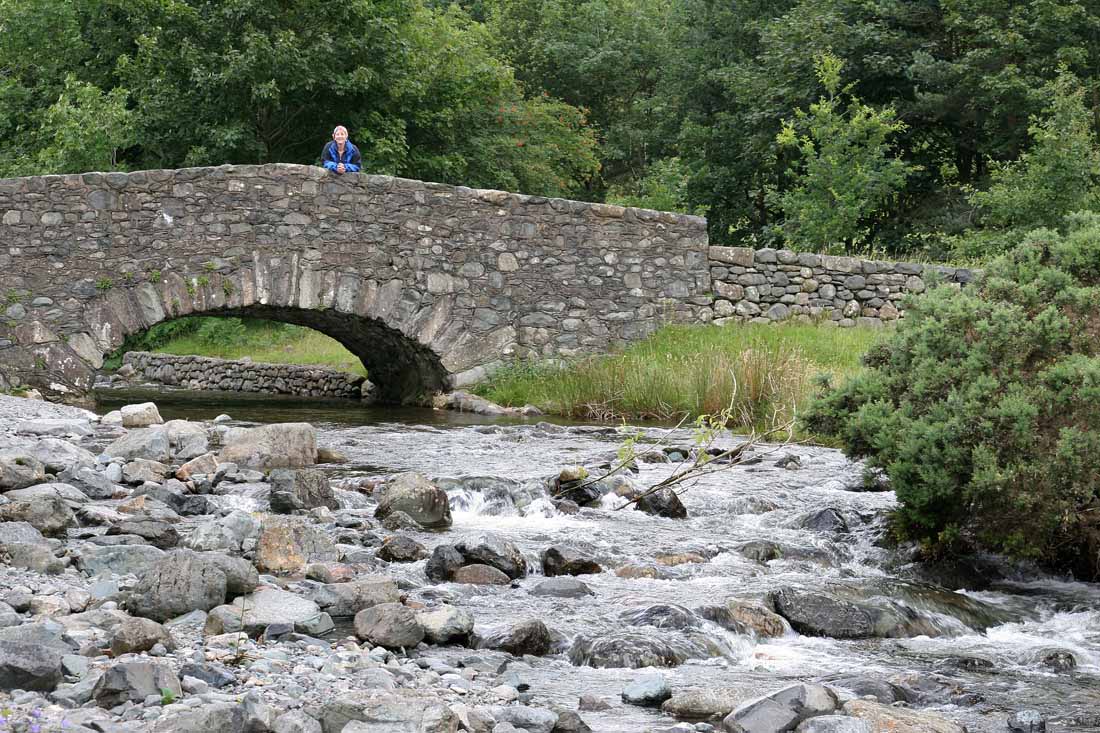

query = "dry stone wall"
[[119, 351, 369, 399], [707, 246, 977, 327]]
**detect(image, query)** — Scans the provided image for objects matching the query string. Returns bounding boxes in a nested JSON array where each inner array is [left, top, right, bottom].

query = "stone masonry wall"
[[119, 351, 368, 399], [707, 246, 977, 327], [0, 164, 710, 401]]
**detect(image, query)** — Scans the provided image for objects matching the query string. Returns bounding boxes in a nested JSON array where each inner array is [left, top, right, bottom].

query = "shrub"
[[803, 218, 1100, 579]]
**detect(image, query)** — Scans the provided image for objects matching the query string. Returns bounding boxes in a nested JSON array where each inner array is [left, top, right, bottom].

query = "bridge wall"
[[0, 164, 709, 400]]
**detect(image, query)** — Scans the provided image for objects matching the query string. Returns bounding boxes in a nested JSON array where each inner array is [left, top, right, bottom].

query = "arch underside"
[[215, 305, 451, 404]]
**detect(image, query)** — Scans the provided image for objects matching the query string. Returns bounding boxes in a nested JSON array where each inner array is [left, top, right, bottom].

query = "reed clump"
[[476, 322, 880, 428]]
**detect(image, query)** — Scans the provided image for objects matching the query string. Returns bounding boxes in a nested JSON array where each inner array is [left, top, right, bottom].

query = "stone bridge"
[[0, 164, 710, 403]]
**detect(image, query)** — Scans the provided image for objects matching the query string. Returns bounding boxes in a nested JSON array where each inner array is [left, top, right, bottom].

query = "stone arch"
[[0, 164, 710, 401], [72, 264, 493, 404]]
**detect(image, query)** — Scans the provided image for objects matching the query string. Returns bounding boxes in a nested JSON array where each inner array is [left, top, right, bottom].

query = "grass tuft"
[[474, 322, 881, 428]]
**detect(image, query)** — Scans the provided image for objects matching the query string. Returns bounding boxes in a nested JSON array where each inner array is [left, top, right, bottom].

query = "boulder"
[[78, 543, 166, 577], [178, 662, 235, 689], [127, 549, 229, 622], [662, 688, 750, 720], [122, 458, 171, 484], [107, 519, 180, 549], [5, 482, 88, 506], [634, 487, 688, 519], [622, 671, 672, 706], [299, 577, 401, 617], [92, 660, 181, 707], [489, 706, 558, 733], [24, 438, 97, 473], [270, 468, 338, 513], [162, 419, 209, 460], [529, 577, 594, 598], [455, 532, 527, 579], [0, 450, 46, 490], [219, 587, 325, 635], [151, 702, 246, 733], [552, 711, 592, 733], [416, 606, 474, 644], [109, 617, 176, 656], [378, 534, 428, 563], [105, 427, 171, 463], [568, 632, 690, 669], [254, 517, 339, 575], [135, 483, 213, 517], [771, 588, 875, 639], [723, 684, 837, 733], [186, 511, 260, 553], [274, 710, 323, 733], [425, 544, 465, 582], [354, 603, 425, 648], [475, 619, 551, 656], [218, 423, 317, 469], [841, 699, 965, 733], [453, 564, 510, 585], [176, 452, 219, 481], [1007, 710, 1047, 733], [698, 600, 788, 638], [541, 546, 602, 577], [0, 496, 76, 537], [58, 466, 118, 500], [316, 695, 458, 733], [802, 508, 849, 534], [0, 622, 72, 691], [121, 402, 164, 428], [375, 472, 452, 529]]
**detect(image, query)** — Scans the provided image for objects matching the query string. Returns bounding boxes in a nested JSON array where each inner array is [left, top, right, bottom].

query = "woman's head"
[[332, 126, 349, 144]]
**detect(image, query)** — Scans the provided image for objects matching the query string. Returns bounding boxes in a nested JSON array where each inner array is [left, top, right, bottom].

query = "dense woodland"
[[4, 0, 1100, 258]]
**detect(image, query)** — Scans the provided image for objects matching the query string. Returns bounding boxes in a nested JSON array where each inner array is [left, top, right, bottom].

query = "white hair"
[[332, 126, 348, 135]]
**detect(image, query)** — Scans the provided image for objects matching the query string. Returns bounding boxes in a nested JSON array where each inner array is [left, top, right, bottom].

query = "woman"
[[321, 126, 361, 174]]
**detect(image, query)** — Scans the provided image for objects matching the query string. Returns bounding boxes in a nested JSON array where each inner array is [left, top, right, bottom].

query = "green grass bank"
[[473, 323, 881, 427]]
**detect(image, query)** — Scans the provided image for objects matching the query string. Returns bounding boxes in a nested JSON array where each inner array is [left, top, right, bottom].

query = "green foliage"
[[968, 70, 1100, 237], [773, 54, 913, 252], [803, 220, 1100, 578], [148, 270, 162, 284], [160, 687, 176, 705], [606, 157, 703, 215], [95, 277, 113, 291]]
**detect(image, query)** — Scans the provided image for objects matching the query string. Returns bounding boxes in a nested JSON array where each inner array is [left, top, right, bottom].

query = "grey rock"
[[218, 423, 317, 469], [78, 543, 166, 577], [375, 472, 452, 529], [23, 439, 97, 473], [107, 519, 180, 549], [178, 662, 235, 688], [254, 516, 339, 575], [378, 534, 428, 562], [490, 706, 558, 733], [93, 660, 181, 707], [529, 577, 594, 598], [724, 684, 837, 733], [354, 603, 425, 648], [416, 605, 475, 644], [0, 451, 46, 490], [299, 577, 401, 617], [622, 671, 672, 706], [151, 702, 245, 732], [1007, 710, 1046, 733], [0, 496, 76, 537], [455, 532, 527, 579], [270, 468, 338, 513], [475, 619, 551, 656], [425, 544, 465, 582], [541, 545, 602, 577], [128, 549, 230, 621], [105, 427, 171, 463], [273, 710, 322, 733], [0, 622, 72, 691], [110, 617, 176, 656]]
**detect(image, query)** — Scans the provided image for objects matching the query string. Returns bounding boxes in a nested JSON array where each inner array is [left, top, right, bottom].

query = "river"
[[93, 388, 1100, 732]]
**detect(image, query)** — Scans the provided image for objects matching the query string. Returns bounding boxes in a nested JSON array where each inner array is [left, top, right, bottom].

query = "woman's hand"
[[337, 163, 346, 173]]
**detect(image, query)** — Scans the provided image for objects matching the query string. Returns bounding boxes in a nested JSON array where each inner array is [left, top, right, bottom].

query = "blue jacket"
[[322, 141, 361, 172]]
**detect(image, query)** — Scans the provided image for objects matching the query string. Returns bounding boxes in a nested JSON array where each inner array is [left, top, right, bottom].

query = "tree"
[[23, 76, 135, 175], [803, 219, 1100, 579], [773, 54, 912, 251], [970, 70, 1100, 233]]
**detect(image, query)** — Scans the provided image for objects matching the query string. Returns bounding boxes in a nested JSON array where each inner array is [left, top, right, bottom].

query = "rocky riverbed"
[[0, 393, 1098, 733]]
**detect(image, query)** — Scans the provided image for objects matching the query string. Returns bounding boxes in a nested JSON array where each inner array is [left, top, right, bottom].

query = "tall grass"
[[475, 323, 881, 427]]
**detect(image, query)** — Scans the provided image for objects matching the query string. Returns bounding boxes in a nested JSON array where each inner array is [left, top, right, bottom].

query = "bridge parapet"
[[0, 164, 710, 401]]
